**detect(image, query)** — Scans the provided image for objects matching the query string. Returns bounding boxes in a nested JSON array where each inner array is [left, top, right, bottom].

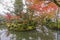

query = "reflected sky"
[[0, 29, 16, 40]]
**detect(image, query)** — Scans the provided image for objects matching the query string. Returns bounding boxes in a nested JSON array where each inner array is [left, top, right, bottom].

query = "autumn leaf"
[[48, 2, 58, 10]]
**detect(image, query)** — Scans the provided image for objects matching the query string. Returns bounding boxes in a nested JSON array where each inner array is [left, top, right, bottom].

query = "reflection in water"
[[0, 29, 16, 40], [0, 26, 57, 40]]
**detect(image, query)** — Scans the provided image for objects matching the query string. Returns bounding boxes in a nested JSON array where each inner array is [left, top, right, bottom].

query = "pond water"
[[0, 25, 58, 40]]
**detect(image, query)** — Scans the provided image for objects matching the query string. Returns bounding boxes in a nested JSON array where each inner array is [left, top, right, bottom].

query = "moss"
[[6, 22, 36, 31]]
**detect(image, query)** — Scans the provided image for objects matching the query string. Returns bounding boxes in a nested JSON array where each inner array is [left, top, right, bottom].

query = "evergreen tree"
[[14, 0, 23, 15]]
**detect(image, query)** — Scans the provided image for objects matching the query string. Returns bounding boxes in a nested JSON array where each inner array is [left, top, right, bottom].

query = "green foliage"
[[53, 0, 60, 7], [43, 19, 58, 29], [14, 0, 23, 15], [6, 9, 38, 31], [58, 19, 60, 28]]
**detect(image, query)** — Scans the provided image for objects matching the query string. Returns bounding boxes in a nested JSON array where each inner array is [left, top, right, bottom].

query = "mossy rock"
[[6, 23, 36, 31]]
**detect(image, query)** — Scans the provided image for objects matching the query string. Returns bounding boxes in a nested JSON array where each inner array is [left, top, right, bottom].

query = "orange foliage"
[[48, 2, 58, 10], [28, 1, 58, 19], [29, 1, 58, 13], [27, 0, 42, 4]]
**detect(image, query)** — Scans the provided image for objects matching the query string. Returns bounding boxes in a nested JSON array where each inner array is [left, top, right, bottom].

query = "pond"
[[0, 25, 58, 40]]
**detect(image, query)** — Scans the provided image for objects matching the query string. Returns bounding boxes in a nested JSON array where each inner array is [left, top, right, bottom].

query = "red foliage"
[[5, 13, 20, 20], [6, 13, 12, 20], [29, 1, 58, 14], [48, 2, 58, 10]]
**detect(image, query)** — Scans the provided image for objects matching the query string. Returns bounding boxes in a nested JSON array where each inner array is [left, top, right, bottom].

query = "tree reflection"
[[6, 27, 55, 40]]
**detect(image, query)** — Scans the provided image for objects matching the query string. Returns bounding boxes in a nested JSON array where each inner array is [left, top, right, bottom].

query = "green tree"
[[14, 0, 23, 15]]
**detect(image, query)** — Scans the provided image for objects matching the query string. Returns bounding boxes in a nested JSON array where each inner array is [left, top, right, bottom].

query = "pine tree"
[[14, 0, 23, 15]]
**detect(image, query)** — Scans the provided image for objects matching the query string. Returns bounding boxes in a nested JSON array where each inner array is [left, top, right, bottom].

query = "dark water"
[[0, 25, 58, 40]]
